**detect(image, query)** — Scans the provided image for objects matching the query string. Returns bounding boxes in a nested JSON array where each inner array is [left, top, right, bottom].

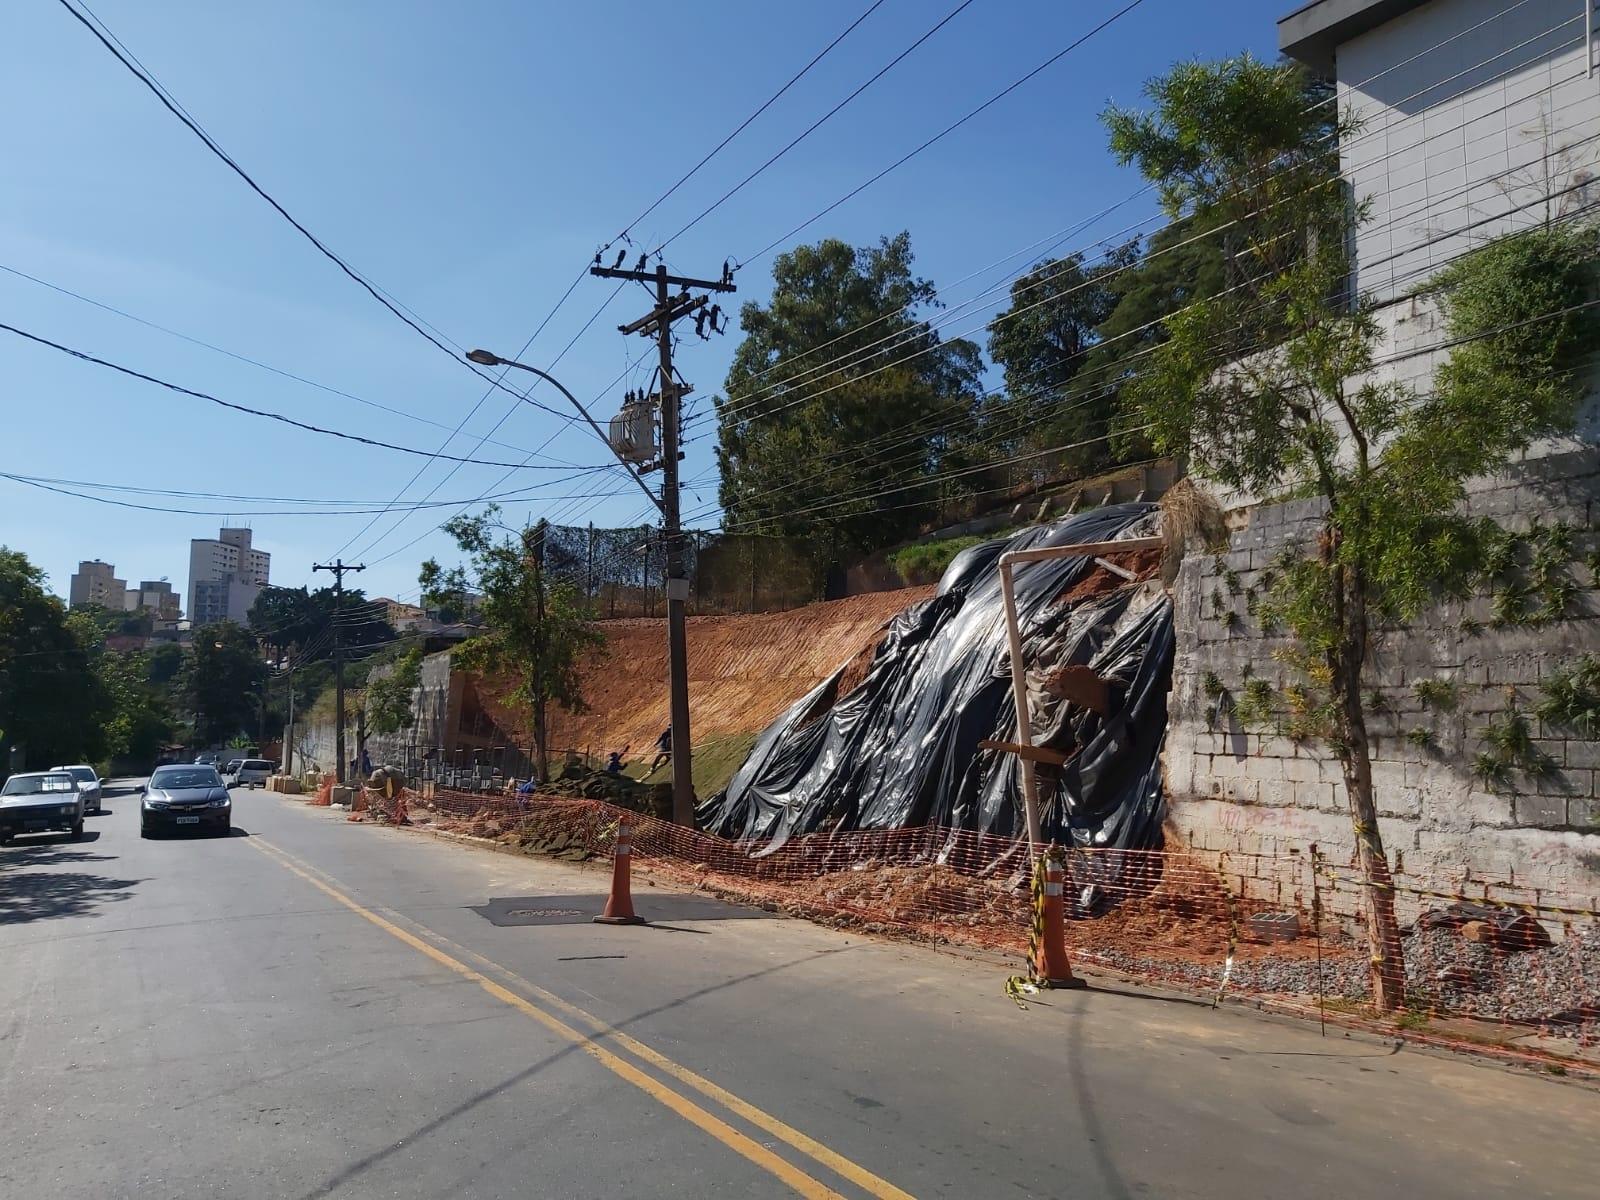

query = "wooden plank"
[[978, 738, 1071, 767], [999, 535, 1165, 566]]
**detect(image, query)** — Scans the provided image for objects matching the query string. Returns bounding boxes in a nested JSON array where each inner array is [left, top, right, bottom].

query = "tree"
[[180, 621, 269, 747], [421, 508, 604, 781], [0, 548, 108, 770], [249, 585, 394, 662], [357, 646, 423, 762], [985, 242, 1138, 472], [1112, 56, 1600, 1012], [715, 232, 985, 553]]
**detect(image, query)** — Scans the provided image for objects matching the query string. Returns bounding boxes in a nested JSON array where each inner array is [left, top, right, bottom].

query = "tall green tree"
[[1112, 55, 1600, 1011], [421, 509, 604, 781], [715, 232, 985, 553], [180, 621, 269, 747], [0, 548, 108, 771], [985, 242, 1139, 472]]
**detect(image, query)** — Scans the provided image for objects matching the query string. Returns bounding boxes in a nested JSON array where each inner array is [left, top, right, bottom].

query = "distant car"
[[141, 764, 231, 838], [233, 759, 274, 789], [50, 764, 103, 814], [220, 757, 245, 780], [194, 752, 220, 767], [0, 771, 85, 844]]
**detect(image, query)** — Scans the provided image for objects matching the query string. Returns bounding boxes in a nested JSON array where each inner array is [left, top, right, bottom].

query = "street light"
[[463, 349, 661, 513]]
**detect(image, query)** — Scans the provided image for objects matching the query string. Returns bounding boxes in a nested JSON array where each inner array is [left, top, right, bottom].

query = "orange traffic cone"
[[1033, 850, 1086, 988], [593, 819, 646, 925]]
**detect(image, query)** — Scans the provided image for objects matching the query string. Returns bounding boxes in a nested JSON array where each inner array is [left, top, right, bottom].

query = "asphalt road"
[[1, 779, 1594, 1199]]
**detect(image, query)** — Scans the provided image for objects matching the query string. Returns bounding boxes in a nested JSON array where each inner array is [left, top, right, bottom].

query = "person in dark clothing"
[[649, 727, 672, 774], [605, 747, 630, 776]]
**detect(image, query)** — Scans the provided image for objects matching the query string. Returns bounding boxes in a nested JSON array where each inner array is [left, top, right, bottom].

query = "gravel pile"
[[1083, 924, 1599, 1040]]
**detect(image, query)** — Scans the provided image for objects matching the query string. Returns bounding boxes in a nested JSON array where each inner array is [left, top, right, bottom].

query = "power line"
[[52, 0, 564, 411], [604, 0, 890, 252], [0, 470, 632, 517], [734, 0, 1149, 268], [0, 262, 576, 464], [709, 28, 1592, 434], [653, 0, 982, 256], [0, 320, 612, 471], [711, 0, 1568, 425]]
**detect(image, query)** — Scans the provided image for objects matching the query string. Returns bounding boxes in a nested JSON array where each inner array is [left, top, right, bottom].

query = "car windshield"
[[243, 760, 271, 770], [66, 767, 97, 783], [152, 768, 221, 790], [2, 773, 76, 795]]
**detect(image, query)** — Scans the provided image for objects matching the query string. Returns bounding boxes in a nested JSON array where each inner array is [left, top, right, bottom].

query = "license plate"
[[175, 815, 201, 825]]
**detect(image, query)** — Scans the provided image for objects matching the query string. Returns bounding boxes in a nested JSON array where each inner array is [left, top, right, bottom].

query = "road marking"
[[247, 837, 900, 1200], [372, 905, 919, 1200]]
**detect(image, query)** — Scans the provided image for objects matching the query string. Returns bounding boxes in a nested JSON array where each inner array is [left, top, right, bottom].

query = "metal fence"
[[541, 523, 826, 617]]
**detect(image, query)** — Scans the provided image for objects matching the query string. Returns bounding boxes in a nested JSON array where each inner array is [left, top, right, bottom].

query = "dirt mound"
[[477, 587, 936, 754]]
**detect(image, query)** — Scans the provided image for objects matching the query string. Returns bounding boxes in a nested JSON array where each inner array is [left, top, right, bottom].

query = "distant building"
[[187, 526, 271, 626], [69, 560, 127, 610], [374, 596, 427, 631], [124, 579, 181, 622]]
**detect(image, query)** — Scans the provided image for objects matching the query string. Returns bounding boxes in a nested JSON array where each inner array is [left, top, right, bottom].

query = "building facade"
[[68, 560, 127, 610], [187, 527, 270, 626], [124, 580, 181, 622]]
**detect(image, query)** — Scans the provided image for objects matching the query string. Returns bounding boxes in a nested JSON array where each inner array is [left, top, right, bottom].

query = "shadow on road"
[[142, 826, 252, 840], [300, 944, 851, 1198], [0, 853, 141, 926], [3, 829, 102, 847]]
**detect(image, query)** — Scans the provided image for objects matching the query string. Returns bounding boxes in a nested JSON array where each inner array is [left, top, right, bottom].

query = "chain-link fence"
[[391, 787, 1599, 1059], [540, 523, 826, 617]]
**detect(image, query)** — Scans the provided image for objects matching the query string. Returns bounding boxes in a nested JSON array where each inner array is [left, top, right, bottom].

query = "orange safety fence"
[[402, 787, 1597, 1047], [310, 774, 334, 807]]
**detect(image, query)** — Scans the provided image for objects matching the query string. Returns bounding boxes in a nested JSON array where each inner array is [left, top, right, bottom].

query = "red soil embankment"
[[478, 587, 936, 754]]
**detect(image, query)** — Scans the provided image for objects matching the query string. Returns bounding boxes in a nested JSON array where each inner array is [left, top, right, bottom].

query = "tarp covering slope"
[[698, 504, 1174, 851]]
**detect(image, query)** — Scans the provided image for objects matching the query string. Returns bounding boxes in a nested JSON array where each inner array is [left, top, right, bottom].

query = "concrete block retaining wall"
[[1166, 449, 1600, 911]]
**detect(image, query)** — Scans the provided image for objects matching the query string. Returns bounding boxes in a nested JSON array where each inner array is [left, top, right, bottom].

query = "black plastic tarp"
[[697, 504, 1175, 852]]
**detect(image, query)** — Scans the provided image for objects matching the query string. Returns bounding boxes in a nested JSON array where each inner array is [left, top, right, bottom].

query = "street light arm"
[[466, 351, 663, 515]]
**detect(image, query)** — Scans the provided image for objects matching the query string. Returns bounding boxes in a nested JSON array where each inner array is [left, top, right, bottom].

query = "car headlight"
[[60, 804, 76, 815], [144, 799, 168, 810], [208, 797, 230, 808]]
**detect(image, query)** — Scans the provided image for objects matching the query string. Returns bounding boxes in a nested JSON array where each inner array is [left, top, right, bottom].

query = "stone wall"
[[1166, 448, 1600, 906]]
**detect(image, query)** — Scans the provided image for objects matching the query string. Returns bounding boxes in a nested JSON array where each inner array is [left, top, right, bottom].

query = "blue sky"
[[1, 0, 1287, 604]]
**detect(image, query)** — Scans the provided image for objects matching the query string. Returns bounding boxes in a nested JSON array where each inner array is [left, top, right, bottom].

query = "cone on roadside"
[[593, 819, 646, 926], [1034, 851, 1086, 988]]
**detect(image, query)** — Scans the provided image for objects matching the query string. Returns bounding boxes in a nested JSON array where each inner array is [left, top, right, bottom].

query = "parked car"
[[194, 751, 220, 767], [0, 770, 85, 844], [50, 764, 103, 814], [141, 764, 231, 837], [233, 759, 274, 789], [220, 757, 245, 781]]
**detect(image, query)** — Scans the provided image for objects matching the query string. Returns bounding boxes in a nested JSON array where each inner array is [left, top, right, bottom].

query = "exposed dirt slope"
[[478, 587, 936, 756]]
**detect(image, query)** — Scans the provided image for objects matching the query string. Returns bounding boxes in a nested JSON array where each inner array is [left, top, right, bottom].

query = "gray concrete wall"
[[1166, 448, 1600, 905]]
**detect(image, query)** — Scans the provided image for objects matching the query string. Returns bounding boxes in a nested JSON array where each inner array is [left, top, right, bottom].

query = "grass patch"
[[888, 535, 989, 583], [629, 730, 761, 797]]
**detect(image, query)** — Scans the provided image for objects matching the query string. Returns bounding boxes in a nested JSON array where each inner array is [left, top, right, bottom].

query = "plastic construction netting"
[[698, 503, 1173, 852]]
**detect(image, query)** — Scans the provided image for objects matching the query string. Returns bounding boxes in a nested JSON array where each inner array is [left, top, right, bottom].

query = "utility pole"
[[526, 519, 549, 785], [283, 663, 296, 777], [312, 559, 365, 784], [591, 257, 734, 826]]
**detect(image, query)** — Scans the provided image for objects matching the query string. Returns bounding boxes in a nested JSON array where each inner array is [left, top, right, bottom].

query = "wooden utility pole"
[[590, 258, 734, 826], [312, 559, 365, 784], [526, 520, 549, 784]]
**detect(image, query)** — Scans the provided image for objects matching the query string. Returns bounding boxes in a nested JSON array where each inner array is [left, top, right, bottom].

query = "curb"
[[347, 807, 1600, 1084]]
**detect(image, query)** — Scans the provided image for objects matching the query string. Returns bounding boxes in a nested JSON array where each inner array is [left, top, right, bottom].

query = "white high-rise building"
[[187, 527, 270, 626]]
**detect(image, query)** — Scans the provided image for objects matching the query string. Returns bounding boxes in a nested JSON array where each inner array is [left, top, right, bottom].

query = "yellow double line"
[[248, 836, 913, 1200]]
